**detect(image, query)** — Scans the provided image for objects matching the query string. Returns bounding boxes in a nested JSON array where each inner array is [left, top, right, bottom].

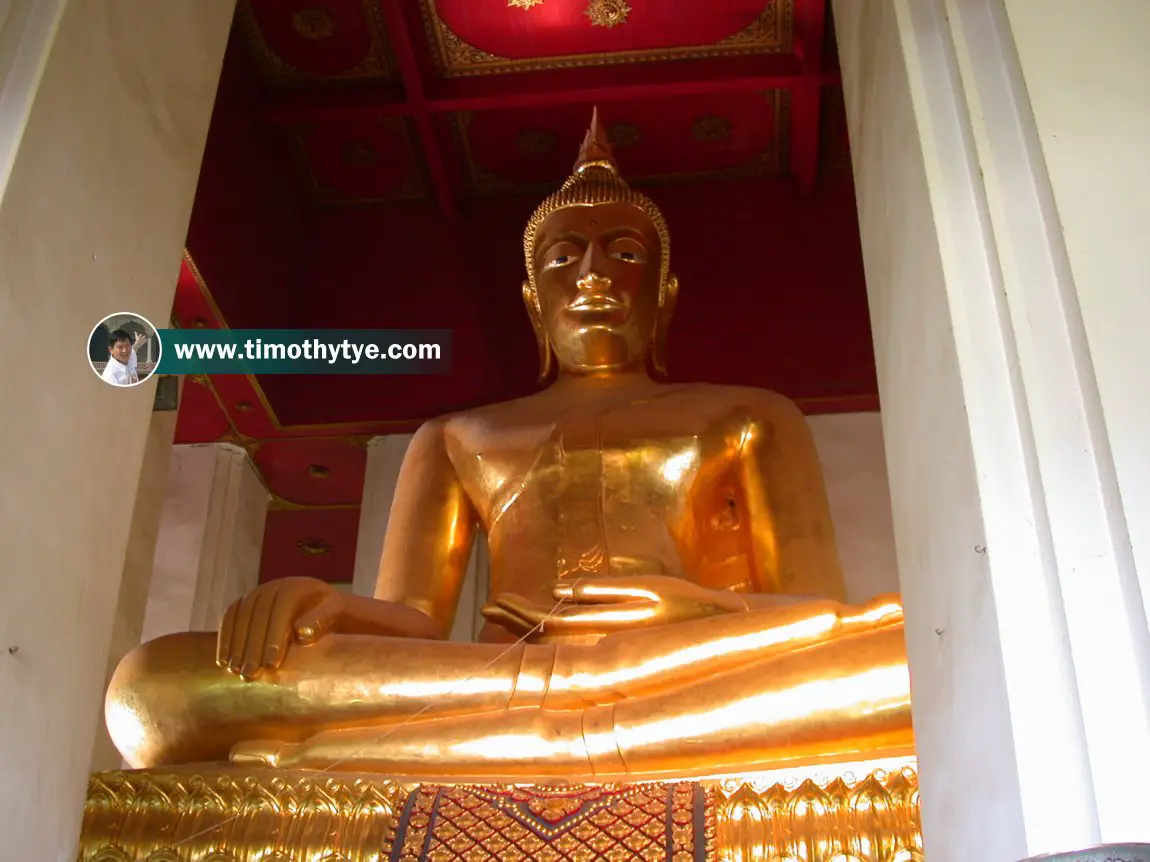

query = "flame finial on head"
[[574, 106, 617, 171], [523, 107, 670, 293]]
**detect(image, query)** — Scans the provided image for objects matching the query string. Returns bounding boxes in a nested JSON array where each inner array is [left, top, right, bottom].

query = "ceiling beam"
[[376, 0, 458, 219], [789, 0, 829, 194], [262, 56, 841, 125]]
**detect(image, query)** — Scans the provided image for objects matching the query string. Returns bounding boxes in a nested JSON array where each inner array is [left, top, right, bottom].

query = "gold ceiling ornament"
[[608, 121, 641, 149], [693, 114, 733, 142], [297, 538, 333, 556], [237, 0, 396, 84], [507, 0, 545, 8], [585, 0, 631, 28], [307, 464, 332, 478], [719, 2, 786, 47], [291, 7, 335, 40], [517, 129, 557, 155], [341, 141, 377, 168]]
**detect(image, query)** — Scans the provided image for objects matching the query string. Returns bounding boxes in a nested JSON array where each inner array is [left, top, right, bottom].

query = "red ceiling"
[[172, 0, 868, 585]]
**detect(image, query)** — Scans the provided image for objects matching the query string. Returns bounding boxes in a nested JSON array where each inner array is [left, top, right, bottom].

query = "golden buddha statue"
[[106, 110, 913, 781]]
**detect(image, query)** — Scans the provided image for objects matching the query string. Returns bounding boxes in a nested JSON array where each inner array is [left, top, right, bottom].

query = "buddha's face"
[[531, 202, 662, 373]]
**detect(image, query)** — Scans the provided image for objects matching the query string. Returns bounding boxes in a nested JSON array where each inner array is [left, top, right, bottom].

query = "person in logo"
[[101, 329, 146, 386]]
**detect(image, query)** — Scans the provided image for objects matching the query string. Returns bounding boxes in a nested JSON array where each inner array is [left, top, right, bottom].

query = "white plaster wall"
[[224, 454, 270, 619], [0, 4, 234, 855], [353, 434, 413, 599], [1003, 0, 1150, 649], [142, 444, 269, 642], [808, 412, 900, 602], [141, 446, 217, 639]]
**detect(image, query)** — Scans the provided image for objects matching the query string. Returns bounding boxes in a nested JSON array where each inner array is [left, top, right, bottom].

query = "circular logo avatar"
[[88, 312, 162, 387]]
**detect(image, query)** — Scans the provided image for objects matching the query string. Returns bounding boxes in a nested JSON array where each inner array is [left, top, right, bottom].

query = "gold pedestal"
[[77, 758, 921, 861]]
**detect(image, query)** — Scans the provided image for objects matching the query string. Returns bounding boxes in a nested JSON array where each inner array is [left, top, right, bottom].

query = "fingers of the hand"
[[541, 601, 656, 632], [262, 589, 303, 669], [225, 590, 261, 675], [559, 578, 656, 604], [294, 594, 341, 644], [217, 601, 238, 669], [230, 739, 286, 767], [481, 604, 533, 634], [239, 587, 280, 679], [492, 594, 550, 626]]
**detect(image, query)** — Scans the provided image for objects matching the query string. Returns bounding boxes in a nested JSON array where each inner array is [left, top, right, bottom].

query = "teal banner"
[[154, 329, 452, 375]]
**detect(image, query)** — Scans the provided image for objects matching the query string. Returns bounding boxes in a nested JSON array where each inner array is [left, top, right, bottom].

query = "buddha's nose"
[[576, 243, 612, 293], [576, 271, 613, 293]]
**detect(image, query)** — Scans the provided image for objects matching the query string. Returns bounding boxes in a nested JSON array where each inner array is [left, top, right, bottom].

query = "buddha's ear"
[[522, 280, 552, 384], [651, 273, 679, 378]]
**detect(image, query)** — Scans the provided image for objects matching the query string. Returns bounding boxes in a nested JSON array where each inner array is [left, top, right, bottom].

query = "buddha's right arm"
[[372, 417, 477, 639]]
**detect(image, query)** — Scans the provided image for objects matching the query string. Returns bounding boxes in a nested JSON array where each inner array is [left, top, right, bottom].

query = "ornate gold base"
[[77, 758, 922, 861]]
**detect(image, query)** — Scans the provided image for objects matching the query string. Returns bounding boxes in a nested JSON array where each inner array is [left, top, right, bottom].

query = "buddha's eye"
[[608, 238, 648, 263], [545, 254, 573, 269]]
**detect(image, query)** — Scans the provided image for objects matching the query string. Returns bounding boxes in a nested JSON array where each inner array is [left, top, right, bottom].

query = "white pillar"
[[354, 434, 489, 642], [834, 0, 1150, 858], [142, 444, 270, 641], [91, 385, 183, 771], [0, 1, 234, 857]]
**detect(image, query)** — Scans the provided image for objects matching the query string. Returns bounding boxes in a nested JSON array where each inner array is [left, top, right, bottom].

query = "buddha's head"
[[523, 109, 678, 381]]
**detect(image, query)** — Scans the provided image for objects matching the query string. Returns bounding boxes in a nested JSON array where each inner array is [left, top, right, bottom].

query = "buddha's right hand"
[[216, 577, 440, 680]]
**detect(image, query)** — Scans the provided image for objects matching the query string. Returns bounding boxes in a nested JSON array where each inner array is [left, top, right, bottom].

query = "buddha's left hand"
[[483, 575, 748, 639]]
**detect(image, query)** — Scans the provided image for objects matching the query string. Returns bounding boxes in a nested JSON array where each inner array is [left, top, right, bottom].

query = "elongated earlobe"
[[522, 280, 552, 383], [651, 274, 679, 378]]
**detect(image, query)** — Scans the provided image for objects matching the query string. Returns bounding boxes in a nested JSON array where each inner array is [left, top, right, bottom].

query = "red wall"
[[256, 172, 876, 425]]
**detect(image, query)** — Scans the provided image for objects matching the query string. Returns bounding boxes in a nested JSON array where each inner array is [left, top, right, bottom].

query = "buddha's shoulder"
[[411, 385, 805, 447], [413, 394, 550, 443], [670, 382, 806, 420]]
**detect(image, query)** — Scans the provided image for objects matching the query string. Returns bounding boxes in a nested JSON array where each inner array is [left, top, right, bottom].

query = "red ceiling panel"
[[457, 92, 784, 194], [422, 0, 792, 76], [239, 0, 397, 82], [173, 377, 231, 445], [260, 507, 362, 584], [296, 116, 425, 202], [253, 439, 368, 506], [172, 259, 225, 330]]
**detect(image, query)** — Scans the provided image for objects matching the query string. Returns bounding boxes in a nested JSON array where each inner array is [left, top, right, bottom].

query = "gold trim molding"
[[78, 761, 921, 861]]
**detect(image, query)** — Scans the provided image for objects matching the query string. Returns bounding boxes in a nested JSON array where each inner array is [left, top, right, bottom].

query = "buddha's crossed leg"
[[234, 622, 911, 778], [106, 596, 907, 771]]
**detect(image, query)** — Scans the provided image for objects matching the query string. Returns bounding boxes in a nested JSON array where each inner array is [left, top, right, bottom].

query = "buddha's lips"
[[568, 293, 623, 310]]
